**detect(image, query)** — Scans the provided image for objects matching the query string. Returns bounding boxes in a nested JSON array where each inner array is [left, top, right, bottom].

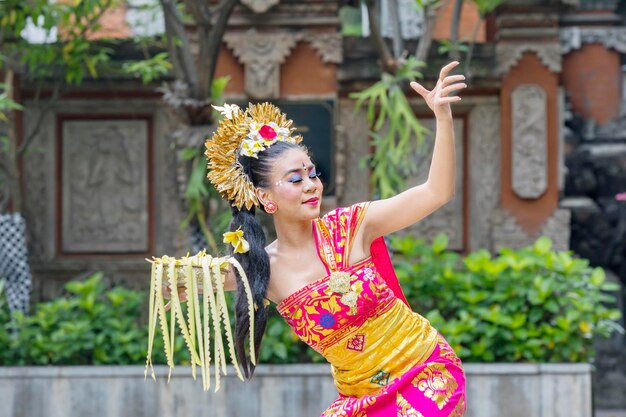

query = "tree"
[[0, 0, 241, 250], [344, 0, 502, 197], [0, 0, 121, 212]]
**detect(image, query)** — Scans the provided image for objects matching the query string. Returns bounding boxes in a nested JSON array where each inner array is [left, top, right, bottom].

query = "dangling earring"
[[265, 201, 278, 214]]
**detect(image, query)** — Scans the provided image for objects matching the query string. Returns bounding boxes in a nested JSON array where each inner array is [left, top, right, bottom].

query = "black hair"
[[230, 140, 305, 378]]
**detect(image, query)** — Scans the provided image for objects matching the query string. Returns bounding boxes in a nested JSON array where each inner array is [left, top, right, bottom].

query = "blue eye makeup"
[[286, 167, 321, 183]]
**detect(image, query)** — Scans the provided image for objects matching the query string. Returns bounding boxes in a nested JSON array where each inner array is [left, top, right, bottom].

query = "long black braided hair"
[[229, 140, 305, 379]]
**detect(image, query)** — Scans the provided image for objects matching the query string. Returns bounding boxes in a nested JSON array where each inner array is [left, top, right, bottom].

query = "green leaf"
[[432, 234, 448, 254], [180, 147, 199, 161], [590, 267, 605, 286], [601, 282, 620, 291], [534, 236, 552, 254], [185, 160, 209, 200], [211, 76, 231, 102]]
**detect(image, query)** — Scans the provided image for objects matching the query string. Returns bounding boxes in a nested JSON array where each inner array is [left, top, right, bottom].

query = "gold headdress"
[[205, 102, 303, 210]]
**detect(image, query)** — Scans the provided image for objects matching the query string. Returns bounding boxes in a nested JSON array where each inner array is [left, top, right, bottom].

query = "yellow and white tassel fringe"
[[144, 251, 255, 392]]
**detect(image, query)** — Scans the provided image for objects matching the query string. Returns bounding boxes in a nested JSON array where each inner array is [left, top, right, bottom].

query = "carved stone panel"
[[496, 42, 561, 75], [560, 27, 626, 55], [303, 32, 342, 64], [60, 119, 149, 253], [405, 119, 465, 251], [511, 84, 548, 199], [224, 29, 299, 98]]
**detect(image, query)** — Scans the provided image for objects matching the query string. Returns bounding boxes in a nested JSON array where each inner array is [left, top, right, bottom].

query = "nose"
[[303, 175, 317, 192]]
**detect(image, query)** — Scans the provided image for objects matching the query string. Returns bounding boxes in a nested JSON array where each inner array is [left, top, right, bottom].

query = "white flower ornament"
[[212, 104, 240, 120]]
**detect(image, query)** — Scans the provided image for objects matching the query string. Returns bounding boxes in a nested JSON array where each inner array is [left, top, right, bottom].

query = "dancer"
[[187, 61, 465, 416]]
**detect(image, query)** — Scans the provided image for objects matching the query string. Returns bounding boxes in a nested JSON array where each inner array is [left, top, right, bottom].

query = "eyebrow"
[[282, 164, 315, 177]]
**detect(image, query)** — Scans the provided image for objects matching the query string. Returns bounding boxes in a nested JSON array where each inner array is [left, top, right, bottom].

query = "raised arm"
[[361, 61, 466, 245]]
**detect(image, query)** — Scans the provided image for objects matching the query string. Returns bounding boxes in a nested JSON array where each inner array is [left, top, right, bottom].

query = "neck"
[[273, 216, 315, 250]]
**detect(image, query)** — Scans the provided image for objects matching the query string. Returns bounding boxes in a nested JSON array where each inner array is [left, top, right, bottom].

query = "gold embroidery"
[[329, 272, 351, 293], [450, 396, 466, 417], [397, 392, 424, 417], [437, 335, 463, 369], [341, 290, 359, 315], [412, 363, 458, 410], [322, 395, 376, 417], [327, 300, 439, 397], [328, 271, 359, 315]]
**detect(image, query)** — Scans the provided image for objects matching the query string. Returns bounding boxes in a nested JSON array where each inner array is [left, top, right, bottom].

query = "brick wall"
[[562, 43, 621, 125], [432, 0, 486, 43]]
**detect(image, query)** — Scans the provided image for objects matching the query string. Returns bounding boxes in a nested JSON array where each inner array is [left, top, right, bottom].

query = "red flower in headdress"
[[259, 124, 277, 140]]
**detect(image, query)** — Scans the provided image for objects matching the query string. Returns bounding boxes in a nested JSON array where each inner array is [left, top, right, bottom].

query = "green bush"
[[3, 235, 621, 366], [0, 273, 186, 365], [391, 234, 624, 363], [0, 281, 14, 364], [0, 272, 318, 366], [260, 312, 324, 364]]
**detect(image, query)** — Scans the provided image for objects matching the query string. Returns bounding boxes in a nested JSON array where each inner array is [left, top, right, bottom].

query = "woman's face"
[[260, 147, 323, 221]]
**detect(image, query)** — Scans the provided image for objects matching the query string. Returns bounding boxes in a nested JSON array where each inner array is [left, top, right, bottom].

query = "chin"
[[300, 205, 321, 219]]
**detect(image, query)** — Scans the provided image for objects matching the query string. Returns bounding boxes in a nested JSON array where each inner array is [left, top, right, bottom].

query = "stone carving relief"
[[492, 208, 571, 252], [468, 104, 501, 252], [303, 32, 343, 64], [561, 27, 626, 55], [224, 29, 299, 98], [241, 0, 279, 14], [512, 84, 548, 199], [61, 120, 149, 253], [496, 42, 561, 75]]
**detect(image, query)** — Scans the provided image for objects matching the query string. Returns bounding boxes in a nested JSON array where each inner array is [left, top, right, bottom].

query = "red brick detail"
[[562, 43, 620, 125], [280, 42, 337, 97], [215, 46, 245, 95], [57, 1, 132, 40], [432, 1, 485, 43]]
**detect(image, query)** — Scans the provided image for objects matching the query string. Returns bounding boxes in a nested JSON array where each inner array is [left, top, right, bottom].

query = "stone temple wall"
[[562, 81, 626, 409]]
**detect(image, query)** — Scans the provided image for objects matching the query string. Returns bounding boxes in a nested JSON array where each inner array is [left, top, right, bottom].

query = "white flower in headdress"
[[212, 103, 240, 120], [264, 122, 289, 143], [247, 121, 264, 142], [241, 139, 265, 158], [276, 127, 291, 140]]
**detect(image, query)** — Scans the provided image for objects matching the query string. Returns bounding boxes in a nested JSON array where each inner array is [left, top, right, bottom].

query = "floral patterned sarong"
[[277, 203, 466, 416]]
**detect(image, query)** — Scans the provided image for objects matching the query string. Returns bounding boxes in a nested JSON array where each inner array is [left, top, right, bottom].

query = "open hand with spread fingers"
[[410, 61, 466, 120]]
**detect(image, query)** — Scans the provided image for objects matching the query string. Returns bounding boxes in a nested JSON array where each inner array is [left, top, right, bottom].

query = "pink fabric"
[[370, 236, 410, 307], [323, 335, 466, 416], [277, 203, 466, 416]]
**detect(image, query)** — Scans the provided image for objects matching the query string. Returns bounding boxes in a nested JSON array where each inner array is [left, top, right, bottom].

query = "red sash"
[[370, 236, 410, 307]]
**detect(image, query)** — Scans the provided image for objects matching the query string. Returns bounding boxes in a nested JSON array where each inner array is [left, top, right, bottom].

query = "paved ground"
[[597, 410, 626, 417]]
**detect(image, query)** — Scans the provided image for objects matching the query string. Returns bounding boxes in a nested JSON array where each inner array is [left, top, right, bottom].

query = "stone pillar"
[[492, 1, 572, 251], [224, 29, 300, 99]]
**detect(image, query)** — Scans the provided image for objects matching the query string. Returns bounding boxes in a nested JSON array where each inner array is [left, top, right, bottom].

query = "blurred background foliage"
[[1, 236, 621, 365]]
